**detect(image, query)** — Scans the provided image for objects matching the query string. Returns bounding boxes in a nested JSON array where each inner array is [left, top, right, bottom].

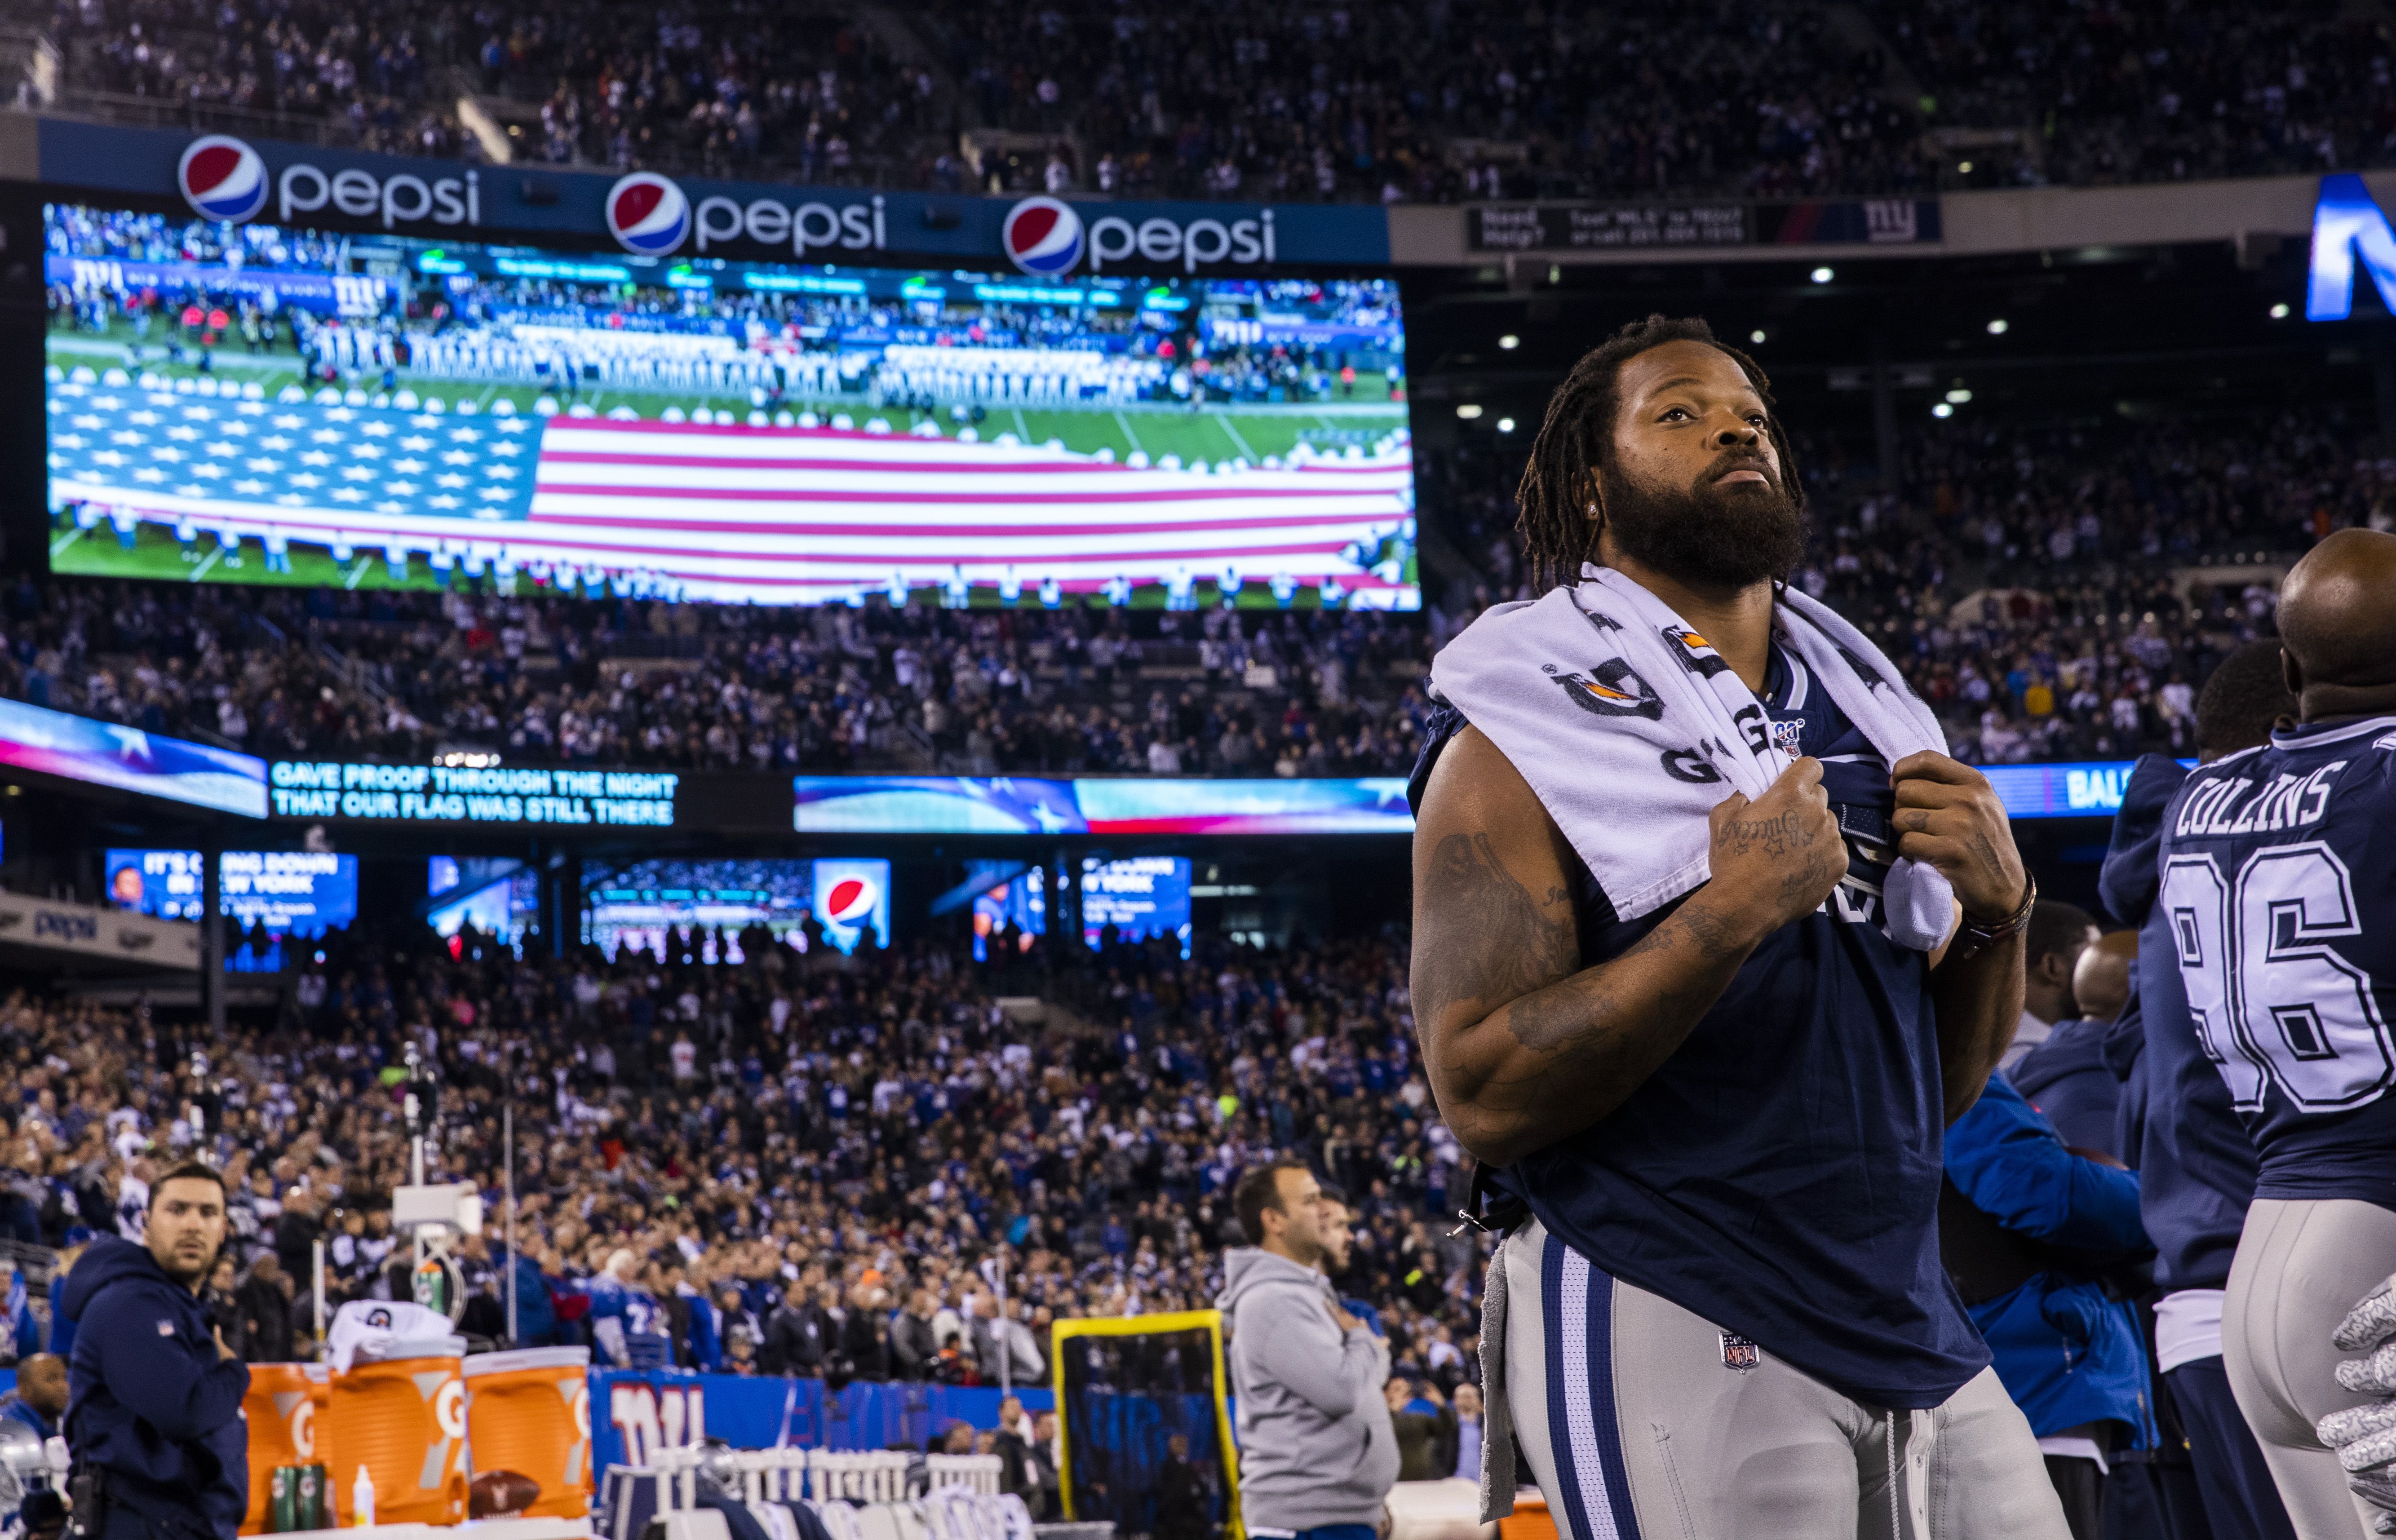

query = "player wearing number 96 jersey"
[[2154, 529, 2396, 1540]]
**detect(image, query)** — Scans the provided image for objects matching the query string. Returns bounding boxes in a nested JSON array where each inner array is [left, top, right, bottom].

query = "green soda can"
[[297, 1463, 328, 1530], [269, 1465, 297, 1533]]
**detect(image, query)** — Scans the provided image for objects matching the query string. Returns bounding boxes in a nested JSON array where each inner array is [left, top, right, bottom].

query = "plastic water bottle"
[[352, 1462, 376, 1527]]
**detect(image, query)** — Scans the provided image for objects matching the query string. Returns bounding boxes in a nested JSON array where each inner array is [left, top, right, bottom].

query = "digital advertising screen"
[[1979, 759, 2198, 819], [793, 775, 1416, 835], [44, 201, 1416, 608], [1079, 855, 1192, 951], [106, 848, 358, 968], [581, 858, 814, 960], [0, 696, 267, 817], [810, 857, 891, 956], [427, 855, 537, 948], [970, 856, 1191, 958]]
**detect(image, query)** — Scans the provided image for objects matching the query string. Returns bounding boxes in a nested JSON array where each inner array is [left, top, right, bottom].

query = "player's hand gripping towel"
[[1428, 564, 1955, 951]]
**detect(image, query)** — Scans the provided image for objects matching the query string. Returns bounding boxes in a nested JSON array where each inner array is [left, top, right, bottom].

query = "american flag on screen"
[[48, 381, 1415, 604]]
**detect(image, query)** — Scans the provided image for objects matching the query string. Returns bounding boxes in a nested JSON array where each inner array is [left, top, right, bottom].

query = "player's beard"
[[1599, 448, 1807, 590]]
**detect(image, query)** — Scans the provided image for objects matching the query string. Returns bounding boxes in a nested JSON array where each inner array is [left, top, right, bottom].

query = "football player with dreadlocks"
[[1409, 316, 2064, 1537]]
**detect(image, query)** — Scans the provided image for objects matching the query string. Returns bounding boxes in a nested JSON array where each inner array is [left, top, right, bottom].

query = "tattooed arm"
[[1410, 727, 1848, 1168]]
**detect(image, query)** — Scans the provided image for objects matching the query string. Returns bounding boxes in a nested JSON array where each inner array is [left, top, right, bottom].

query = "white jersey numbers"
[[2165, 842, 2393, 1114]]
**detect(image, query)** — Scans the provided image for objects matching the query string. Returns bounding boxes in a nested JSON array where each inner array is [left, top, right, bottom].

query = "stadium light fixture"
[[1986, 318, 2009, 334], [1945, 388, 1972, 403], [1749, 329, 1767, 344], [1932, 403, 1955, 418], [1497, 417, 1516, 433], [1498, 334, 1520, 350], [1810, 266, 1834, 283], [2271, 302, 2291, 319], [1457, 404, 1484, 419], [1958, 160, 1975, 174]]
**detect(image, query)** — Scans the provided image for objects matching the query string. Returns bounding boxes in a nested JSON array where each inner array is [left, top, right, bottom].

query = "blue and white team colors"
[[2158, 715, 2396, 1201], [587, 1272, 674, 1369]]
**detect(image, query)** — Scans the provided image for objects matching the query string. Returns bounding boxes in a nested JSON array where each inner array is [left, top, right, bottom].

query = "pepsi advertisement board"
[[39, 120, 1392, 271], [810, 858, 890, 954], [0, 696, 267, 817], [46, 187, 1415, 607]]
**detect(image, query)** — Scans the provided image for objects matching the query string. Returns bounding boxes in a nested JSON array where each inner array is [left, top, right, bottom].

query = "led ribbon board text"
[[270, 762, 679, 826]]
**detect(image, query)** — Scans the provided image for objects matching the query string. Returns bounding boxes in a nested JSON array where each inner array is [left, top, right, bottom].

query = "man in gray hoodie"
[[1217, 1160, 1398, 1540]]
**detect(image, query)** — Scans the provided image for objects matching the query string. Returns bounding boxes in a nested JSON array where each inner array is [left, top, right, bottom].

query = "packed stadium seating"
[[1437, 408, 2386, 764], [0, 579, 1438, 774], [31, 0, 2396, 198], [0, 919, 1471, 1390], [9, 398, 2376, 778]]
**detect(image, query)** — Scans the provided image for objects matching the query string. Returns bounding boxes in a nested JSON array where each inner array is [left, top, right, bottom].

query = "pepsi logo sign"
[[607, 173, 691, 256], [178, 135, 269, 223], [1002, 197, 1085, 276], [824, 876, 878, 925]]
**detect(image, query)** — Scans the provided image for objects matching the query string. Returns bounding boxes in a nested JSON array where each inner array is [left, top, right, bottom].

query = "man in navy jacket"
[[58, 1161, 250, 1540]]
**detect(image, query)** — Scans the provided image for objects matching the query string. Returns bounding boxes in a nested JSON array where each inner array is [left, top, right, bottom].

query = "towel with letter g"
[[1427, 564, 1956, 951]]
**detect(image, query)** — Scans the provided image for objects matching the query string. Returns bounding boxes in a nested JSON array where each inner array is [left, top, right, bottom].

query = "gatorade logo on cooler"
[[606, 173, 691, 256], [824, 875, 878, 926], [178, 136, 269, 223], [1002, 197, 1084, 275], [435, 1379, 467, 1441]]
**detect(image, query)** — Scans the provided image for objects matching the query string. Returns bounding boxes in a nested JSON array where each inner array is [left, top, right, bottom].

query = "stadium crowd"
[[14, 395, 2388, 779], [1438, 406, 2393, 764], [0, 917, 1479, 1401], [32, 0, 2396, 198], [0, 580, 1438, 776]]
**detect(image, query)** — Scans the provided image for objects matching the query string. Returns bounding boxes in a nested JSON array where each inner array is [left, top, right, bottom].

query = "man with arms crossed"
[[58, 1161, 250, 1540], [1411, 316, 2063, 1537], [1218, 1162, 1397, 1540]]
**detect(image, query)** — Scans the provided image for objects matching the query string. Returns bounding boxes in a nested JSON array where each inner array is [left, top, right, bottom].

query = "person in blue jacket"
[[57, 1161, 251, 1540], [493, 1240, 558, 1346], [2096, 639, 2299, 1540], [587, 1248, 673, 1369], [1943, 1072, 2152, 1540]]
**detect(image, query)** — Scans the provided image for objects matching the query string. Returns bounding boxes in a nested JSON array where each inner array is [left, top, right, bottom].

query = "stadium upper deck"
[[21, 0, 2392, 203]]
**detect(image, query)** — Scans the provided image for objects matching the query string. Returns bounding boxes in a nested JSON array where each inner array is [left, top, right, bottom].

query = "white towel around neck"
[[1427, 565, 1955, 951]]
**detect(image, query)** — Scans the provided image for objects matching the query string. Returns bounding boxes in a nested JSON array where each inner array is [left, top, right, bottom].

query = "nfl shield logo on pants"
[[1720, 1332, 1761, 1372]]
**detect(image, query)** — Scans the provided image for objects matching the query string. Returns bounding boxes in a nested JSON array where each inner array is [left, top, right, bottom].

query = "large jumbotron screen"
[[42, 201, 1417, 607]]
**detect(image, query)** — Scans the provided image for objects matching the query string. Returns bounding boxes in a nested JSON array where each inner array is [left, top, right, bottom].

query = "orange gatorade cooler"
[[462, 1346, 593, 1519], [240, 1363, 329, 1534], [325, 1348, 469, 1525]]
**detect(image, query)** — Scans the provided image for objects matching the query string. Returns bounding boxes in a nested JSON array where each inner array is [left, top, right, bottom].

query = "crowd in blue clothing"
[[0, 913, 1480, 1413]]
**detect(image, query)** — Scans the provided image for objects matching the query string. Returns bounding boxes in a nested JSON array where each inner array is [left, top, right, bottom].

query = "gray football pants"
[[2224, 1197, 2396, 1540], [1494, 1218, 2068, 1540]]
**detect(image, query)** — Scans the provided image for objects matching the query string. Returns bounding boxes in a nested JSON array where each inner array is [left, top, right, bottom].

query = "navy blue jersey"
[[2099, 753, 2259, 1292], [1412, 644, 1988, 1409], [2154, 716, 2396, 1208]]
